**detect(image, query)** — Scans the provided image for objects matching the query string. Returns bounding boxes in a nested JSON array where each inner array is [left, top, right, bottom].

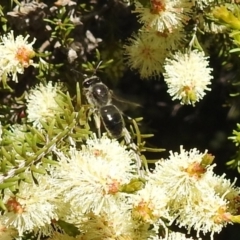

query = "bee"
[[83, 72, 143, 175], [82, 75, 125, 139]]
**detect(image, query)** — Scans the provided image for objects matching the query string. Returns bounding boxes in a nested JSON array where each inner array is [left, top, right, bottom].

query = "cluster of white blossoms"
[[49, 136, 137, 215], [1, 174, 59, 238], [124, 28, 185, 78], [26, 81, 63, 129], [124, 0, 191, 79], [149, 146, 240, 239], [193, 0, 215, 9], [150, 231, 202, 240], [0, 135, 239, 240], [0, 31, 37, 84], [124, 0, 215, 105], [163, 50, 213, 105], [133, 0, 192, 32]]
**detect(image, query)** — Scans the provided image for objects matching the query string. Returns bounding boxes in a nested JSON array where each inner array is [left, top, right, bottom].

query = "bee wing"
[[110, 90, 142, 109]]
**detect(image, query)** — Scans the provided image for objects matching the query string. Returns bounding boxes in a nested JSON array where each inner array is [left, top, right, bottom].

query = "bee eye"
[[83, 76, 100, 88]]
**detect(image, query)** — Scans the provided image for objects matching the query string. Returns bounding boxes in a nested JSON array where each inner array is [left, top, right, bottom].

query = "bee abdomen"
[[99, 105, 124, 138]]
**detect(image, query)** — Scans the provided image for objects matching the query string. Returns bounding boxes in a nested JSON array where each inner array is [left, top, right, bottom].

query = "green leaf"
[[0, 199, 7, 211], [27, 126, 45, 142], [1, 147, 11, 161], [30, 165, 46, 174], [76, 82, 82, 108], [0, 182, 16, 189], [12, 143, 23, 156], [4, 176, 20, 182]]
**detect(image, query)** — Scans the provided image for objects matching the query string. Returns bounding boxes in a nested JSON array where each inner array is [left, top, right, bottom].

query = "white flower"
[[149, 146, 237, 238], [176, 191, 231, 238], [124, 32, 165, 78], [206, 174, 240, 215], [50, 136, 136, 215], [192, 0, 214, 9], [163, 50, 213, 105], [81, 136, 135, 164], [133, 1, 192, 32], [78, 200, 155, 240], [149, 146, 213, 211], [124, 28, 184, 79], [1, 174, 59, 237], [79, 204, 136, 239], [0, 31, 37, 83], [150, 231, 202, 239], [26, 82, 63, 129], [129, 183, 171, 224]]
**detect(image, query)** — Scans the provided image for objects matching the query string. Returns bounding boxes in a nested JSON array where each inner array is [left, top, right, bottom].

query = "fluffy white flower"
[[149, 146, 237, 238], [79, 204, 137, 239], [0, 31, 37, 83], [149, 146, 213, 210], [124, 29, 184, 79], [26, 82, 63, 129], [150, 231, 202, 239], [163, 50, 213, 105], [193, 0, 214, 9], [1, 175, 59, 237], [206, 174, 240, 215], [129, 183, 171, 224], [50, 136, 136, 215], [133, 0, 192, 32], [176, 191, 232, 238], [81, 136, 135, 164], [78, 198, 155, 240]]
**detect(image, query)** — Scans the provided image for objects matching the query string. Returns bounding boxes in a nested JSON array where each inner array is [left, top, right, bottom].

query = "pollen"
[[213, 207, 231, 224], [185, 161, 206, 179], [15, 46, 35, 67], [150, 0, 166, 14], [132, 200, 154, 222], [141, 46, 154, 60], [107, 179, 120, 194], [6, 197, 24, 214]]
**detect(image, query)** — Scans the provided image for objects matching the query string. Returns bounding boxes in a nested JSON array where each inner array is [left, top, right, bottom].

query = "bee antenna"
[[71, 69, 84, 76], [94, 61, 103, 75]]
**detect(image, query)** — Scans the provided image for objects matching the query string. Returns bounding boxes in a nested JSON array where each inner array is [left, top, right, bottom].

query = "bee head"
[[82, 76, 101, 89]]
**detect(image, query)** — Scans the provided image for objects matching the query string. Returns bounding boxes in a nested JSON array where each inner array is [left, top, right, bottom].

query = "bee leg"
[[93, 111, 102, 138], [123, 128, 144, 177]]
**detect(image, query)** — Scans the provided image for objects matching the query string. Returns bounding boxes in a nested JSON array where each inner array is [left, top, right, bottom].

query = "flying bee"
[[83, 72, 143, 175], [82, 75, 125, 138]]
